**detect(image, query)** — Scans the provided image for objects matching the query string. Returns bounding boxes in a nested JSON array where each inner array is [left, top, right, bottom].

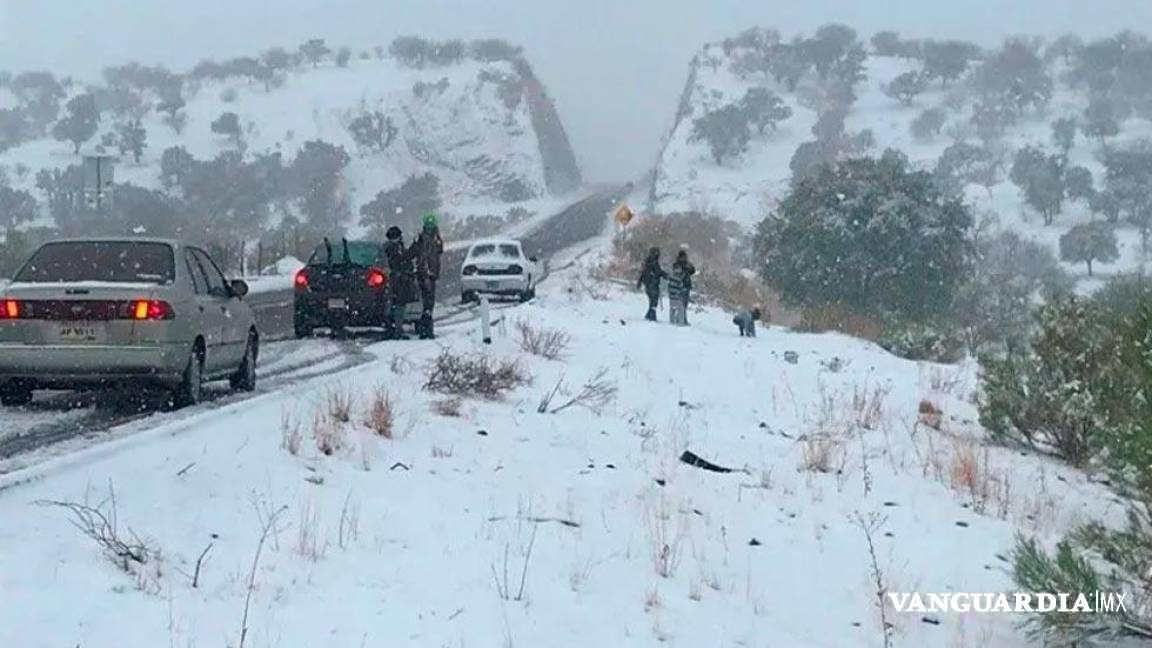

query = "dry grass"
[[364, 387, 394, 439], [281, 410, 303, 456], [645, 495, 688, 579], [515, 319, 572, 360], [853, 384, 892, 430], [325, 386, 354, 424], [798, 304, 885, 342], [295, 499, 326, 562], [424, 349, 530, 400], [918, 400, 944, 431], [800, 434, 843, 474], [537, 368, 618, 415], [312, 409, 346, 456], [948, 438, 1010, 516], [431, 398, 463, 417]]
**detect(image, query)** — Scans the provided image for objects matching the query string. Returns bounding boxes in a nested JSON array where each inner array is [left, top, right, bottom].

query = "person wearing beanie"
[[412, 214, 445, 339]]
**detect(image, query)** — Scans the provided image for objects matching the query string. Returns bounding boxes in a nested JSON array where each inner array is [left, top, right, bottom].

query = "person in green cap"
[[412, 213, 445, 339]]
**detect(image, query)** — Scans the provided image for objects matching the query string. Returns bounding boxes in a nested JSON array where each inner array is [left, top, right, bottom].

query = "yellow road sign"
[[614, 203, 634, 226]]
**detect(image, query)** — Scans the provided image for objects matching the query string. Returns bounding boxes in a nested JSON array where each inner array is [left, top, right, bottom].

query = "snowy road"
[[0, 185, 628, 471]]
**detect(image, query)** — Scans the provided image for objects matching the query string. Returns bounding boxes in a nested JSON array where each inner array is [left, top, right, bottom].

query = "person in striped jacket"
[[667, 249, 695, 326]]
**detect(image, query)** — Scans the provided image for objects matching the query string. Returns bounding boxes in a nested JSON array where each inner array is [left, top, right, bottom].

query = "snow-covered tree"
[[0, 186, 38, 235], [347, 111, 397, 153], [116, 119, 147, 164], [921, 39, 980, 87], [1011, 145, 1067, 225], [689, 104, 751, 164], [1060, 221, 1118, 275], [299, 38, 331, 67], [291, 140, 350, 233], [883, 71, 927, 105], [1064, 165, 1096, 203], [935, 142, 1002, 195], [335, 47, 352, 68], [756, 149, 973, 320], [210, 112, 241, 142], [740, 87, 792, 134], [1082, 96, 1121, 142], [1051, 116, 1078, 153], [359, 172, 441, 237], [972, 37, 1053, 114], [51, 93, 99, 153], [909, 107, 946, 141]]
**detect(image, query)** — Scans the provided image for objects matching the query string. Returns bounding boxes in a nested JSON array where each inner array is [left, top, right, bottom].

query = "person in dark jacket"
[[667, 249, 696, 326], [382, 226, 417, 340], [636, 247, 667, 321], [733, 307, 762, 337], [413, 213, 445, 339]]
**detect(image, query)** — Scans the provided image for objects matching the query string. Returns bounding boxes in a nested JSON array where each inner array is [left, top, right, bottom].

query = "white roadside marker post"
[[479, 295, 492, 344]]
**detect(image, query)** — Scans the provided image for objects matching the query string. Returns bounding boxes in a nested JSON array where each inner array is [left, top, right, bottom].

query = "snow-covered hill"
[[0, 238, 1119, 647], [651, 37, 1152, 285], [0, 48, 582, 231]]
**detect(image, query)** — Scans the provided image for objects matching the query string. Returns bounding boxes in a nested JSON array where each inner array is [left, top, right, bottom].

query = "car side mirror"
[[229, 279, 249, 298]]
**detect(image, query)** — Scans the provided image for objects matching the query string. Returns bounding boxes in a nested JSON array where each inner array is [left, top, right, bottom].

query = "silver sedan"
[[0, 238, 258, 407]]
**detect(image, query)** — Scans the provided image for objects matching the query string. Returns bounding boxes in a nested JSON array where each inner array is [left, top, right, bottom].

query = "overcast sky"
[[2, 0, 1149, 181]]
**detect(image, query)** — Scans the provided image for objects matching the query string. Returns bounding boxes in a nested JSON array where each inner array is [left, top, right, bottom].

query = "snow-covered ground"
[[652, 46, 1152, 285], [0, 236, 1123, 647]]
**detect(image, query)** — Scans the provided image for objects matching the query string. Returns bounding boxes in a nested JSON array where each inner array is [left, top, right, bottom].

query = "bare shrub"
[[927, 366, 965, 394], [801, 434, 843, 473], [491, 520, 539, 602], [365, 387, 394, 438], [918, 399, 944, 431], [431, 397, 462, 417], [296, 498, 326, 562], [389, 355, 415, 374], [853, 384, 891, 430], [424, 349, 529, 400], [539, 368, 618, 415], [645, 495, 687, 579], [326, 386, 354, 423], [281, 410, 303, 456], [516, 319, 571, 360], [948, 439, 1008, 515], [852, 512, 893, 648], [38, 484, 157, 575], [312, 410, 346, 456]]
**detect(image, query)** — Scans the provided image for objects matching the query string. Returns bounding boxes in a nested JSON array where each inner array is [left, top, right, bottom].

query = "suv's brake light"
[[366, 266, 387, 288], [295, 269, 310, 290]]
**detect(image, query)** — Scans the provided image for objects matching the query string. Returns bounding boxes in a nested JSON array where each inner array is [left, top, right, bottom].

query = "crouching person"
[[733, 307, 763, 337]]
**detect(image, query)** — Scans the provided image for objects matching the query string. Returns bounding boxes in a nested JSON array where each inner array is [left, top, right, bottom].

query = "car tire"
[[0, 383, 33, 407], [229, 333, 258, 392], [294, 317, 313, 339], [519, 279, 535, 302], [173, 347, 204, 409], [461, 290, 477, 304]]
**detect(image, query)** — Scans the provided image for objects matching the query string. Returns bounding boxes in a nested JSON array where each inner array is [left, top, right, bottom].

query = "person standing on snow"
[[667, 249, 696, 326], [733, 307, 763, 337], [413, 213, 445, 339], [636, 247, 667, 321], [382, 226, 417, 340]]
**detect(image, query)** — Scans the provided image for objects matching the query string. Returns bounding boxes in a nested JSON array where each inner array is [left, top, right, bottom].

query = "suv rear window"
[[15, 241, 176, 284], [307, 241, 381, 266]]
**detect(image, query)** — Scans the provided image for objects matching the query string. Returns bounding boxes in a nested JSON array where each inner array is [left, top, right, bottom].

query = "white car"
[[460, 239, 539, 303]]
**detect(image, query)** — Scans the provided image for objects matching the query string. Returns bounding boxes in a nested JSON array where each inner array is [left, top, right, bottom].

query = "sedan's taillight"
[[462, 265, 477, 276], [0, 299, 19, 319], [508, 264, 523, 274], [366, 266, 387, 289], [124, 300, 175, 321], [294, 269, 310, 290]]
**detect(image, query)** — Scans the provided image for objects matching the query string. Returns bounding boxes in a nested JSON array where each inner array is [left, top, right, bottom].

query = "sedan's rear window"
[[307, 241, 381, 266], [470, 244, 519, 258], [15, 241, 176, 284]]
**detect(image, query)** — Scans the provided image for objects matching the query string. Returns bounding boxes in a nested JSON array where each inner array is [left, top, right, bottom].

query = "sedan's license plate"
[[486, 280, 499, 289], [58, 323, 102, 343], [328, 298, 348, 310]]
